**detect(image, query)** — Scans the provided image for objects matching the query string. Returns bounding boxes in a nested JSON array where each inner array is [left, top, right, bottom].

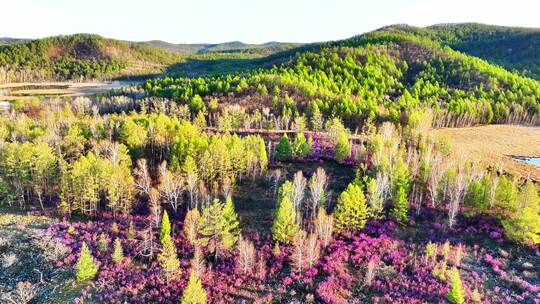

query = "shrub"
[[334, 183, 370, 232], [76, 242, 98, 281]]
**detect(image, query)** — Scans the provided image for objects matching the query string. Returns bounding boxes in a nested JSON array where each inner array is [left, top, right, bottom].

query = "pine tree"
[[292, 133, 311, 158], [447, 267, 464, 304], [272, 196, 299, 244], [112, 238, 124, 264], [391, 187, 410, 224], [391, 159, 410, 224], [76, 242, 98, 281], [333, 183, 370, 232], [334, 132, 350, 162], [181, 272, 207, 304], [160, 210, 171, 244], [219, 197, 240, 249], [158, 233, 181, 278], [276, 134, 292, 160], [502, 181, 540, 244]]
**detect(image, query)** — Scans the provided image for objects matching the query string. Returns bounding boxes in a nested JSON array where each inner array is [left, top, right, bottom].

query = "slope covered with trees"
[[143, 25, 540, 130], [381, 23, 540, 80], [0, 34, 184, 82]]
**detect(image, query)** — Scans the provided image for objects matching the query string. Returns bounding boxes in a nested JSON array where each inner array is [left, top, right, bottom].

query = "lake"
[[515, 157, 540, 168]]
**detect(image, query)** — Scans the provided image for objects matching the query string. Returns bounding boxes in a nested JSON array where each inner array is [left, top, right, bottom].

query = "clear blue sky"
[[2, 0, 539, 44]]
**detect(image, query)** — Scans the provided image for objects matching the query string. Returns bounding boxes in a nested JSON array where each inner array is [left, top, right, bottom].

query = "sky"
[[2, 0, 540, 44]]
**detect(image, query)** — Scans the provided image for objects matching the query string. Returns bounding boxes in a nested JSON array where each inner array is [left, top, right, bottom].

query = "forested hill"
[[143, 24, 540, 129], [377, 23, 540, 80], [139, 40, 300, 55], [0, 34, 184, 82]]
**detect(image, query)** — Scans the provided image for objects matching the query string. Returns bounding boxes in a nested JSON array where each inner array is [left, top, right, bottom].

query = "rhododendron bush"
[[47, 211, 540, 303]]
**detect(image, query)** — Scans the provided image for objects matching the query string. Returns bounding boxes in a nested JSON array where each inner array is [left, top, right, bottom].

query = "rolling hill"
[[144, 23, 540, 128], [378, 23, 540, 79], [0, 34, 186, 82]]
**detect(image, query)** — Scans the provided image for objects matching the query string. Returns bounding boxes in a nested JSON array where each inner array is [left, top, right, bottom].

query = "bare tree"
[[236, 236, 255, 275], [134, 158, 152, 196], [427, 153, 445, 208], [315, 207, 333, 248], [190, 246, 206, 278], [291, 230, 307, 273], [305, 232, 320, 268], [291, 230, 320, 273], [185, 164, 198, 209], [309, 167, 328, 220], [183, 208, 200, 245], [158, 162, 184, 213], [149, 188, 161, 228], [293, 171, 307, 224], [448, 171, 467, 228]]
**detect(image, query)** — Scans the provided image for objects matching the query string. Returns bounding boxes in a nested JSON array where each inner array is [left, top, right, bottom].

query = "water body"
[[515, 157, 540, 168]]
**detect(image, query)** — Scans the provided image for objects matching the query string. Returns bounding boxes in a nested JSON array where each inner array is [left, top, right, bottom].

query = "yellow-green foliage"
[[447, 267, 464, 304], [112, 238, 124, 264], [160, 211, 171, 244], [181, 272, 207, 304], [495, 176, 518, 212], [272, 196, 299, 244], [158, 233, 180, 277], [76, 242, 98, 281], [502, 181, 540, 244], [333, 183, 370, 232]]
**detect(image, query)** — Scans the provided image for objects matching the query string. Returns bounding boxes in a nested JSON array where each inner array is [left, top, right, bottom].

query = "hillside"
[[0, 34, 184, 82], [380, 23, 540, 79], [143, 24, 540, 130], [140, 40, 300, 55]]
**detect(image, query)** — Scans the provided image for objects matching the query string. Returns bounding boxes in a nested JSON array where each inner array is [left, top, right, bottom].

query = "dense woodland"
[[0, 23, 539, 304]]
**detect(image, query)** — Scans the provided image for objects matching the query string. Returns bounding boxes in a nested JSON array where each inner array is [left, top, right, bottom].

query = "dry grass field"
[[434, 124, 540, 181], [0, 81, 135, 100]]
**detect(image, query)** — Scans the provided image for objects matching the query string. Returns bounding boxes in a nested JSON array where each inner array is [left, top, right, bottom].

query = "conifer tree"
[[502, 181, 540, 244], [292, 133, 311, 158], [272, 196, 299, 244], [158, 232, 180, 279], [333, 183, 370, 232], [391, 187, 410, 224], [160, 210, 171, 244], [181, 272, 207, 304], [276, 134, 292, 160], [334, 132, 350, 162], [76, 242, 98, 281], [112, 238, 124, 264], [447, 267, 464, 304], [219, 197, 240, 249]]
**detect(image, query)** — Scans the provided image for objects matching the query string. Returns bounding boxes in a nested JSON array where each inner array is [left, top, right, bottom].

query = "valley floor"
[[433, 124, 540, 181]]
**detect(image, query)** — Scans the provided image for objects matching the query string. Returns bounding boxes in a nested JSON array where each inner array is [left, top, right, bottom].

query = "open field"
[[0, 81, 137, 100], [433, 124, 540, 181]]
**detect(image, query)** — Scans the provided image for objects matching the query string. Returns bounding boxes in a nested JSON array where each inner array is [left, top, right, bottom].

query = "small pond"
[[514, 156, 540, 168]]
